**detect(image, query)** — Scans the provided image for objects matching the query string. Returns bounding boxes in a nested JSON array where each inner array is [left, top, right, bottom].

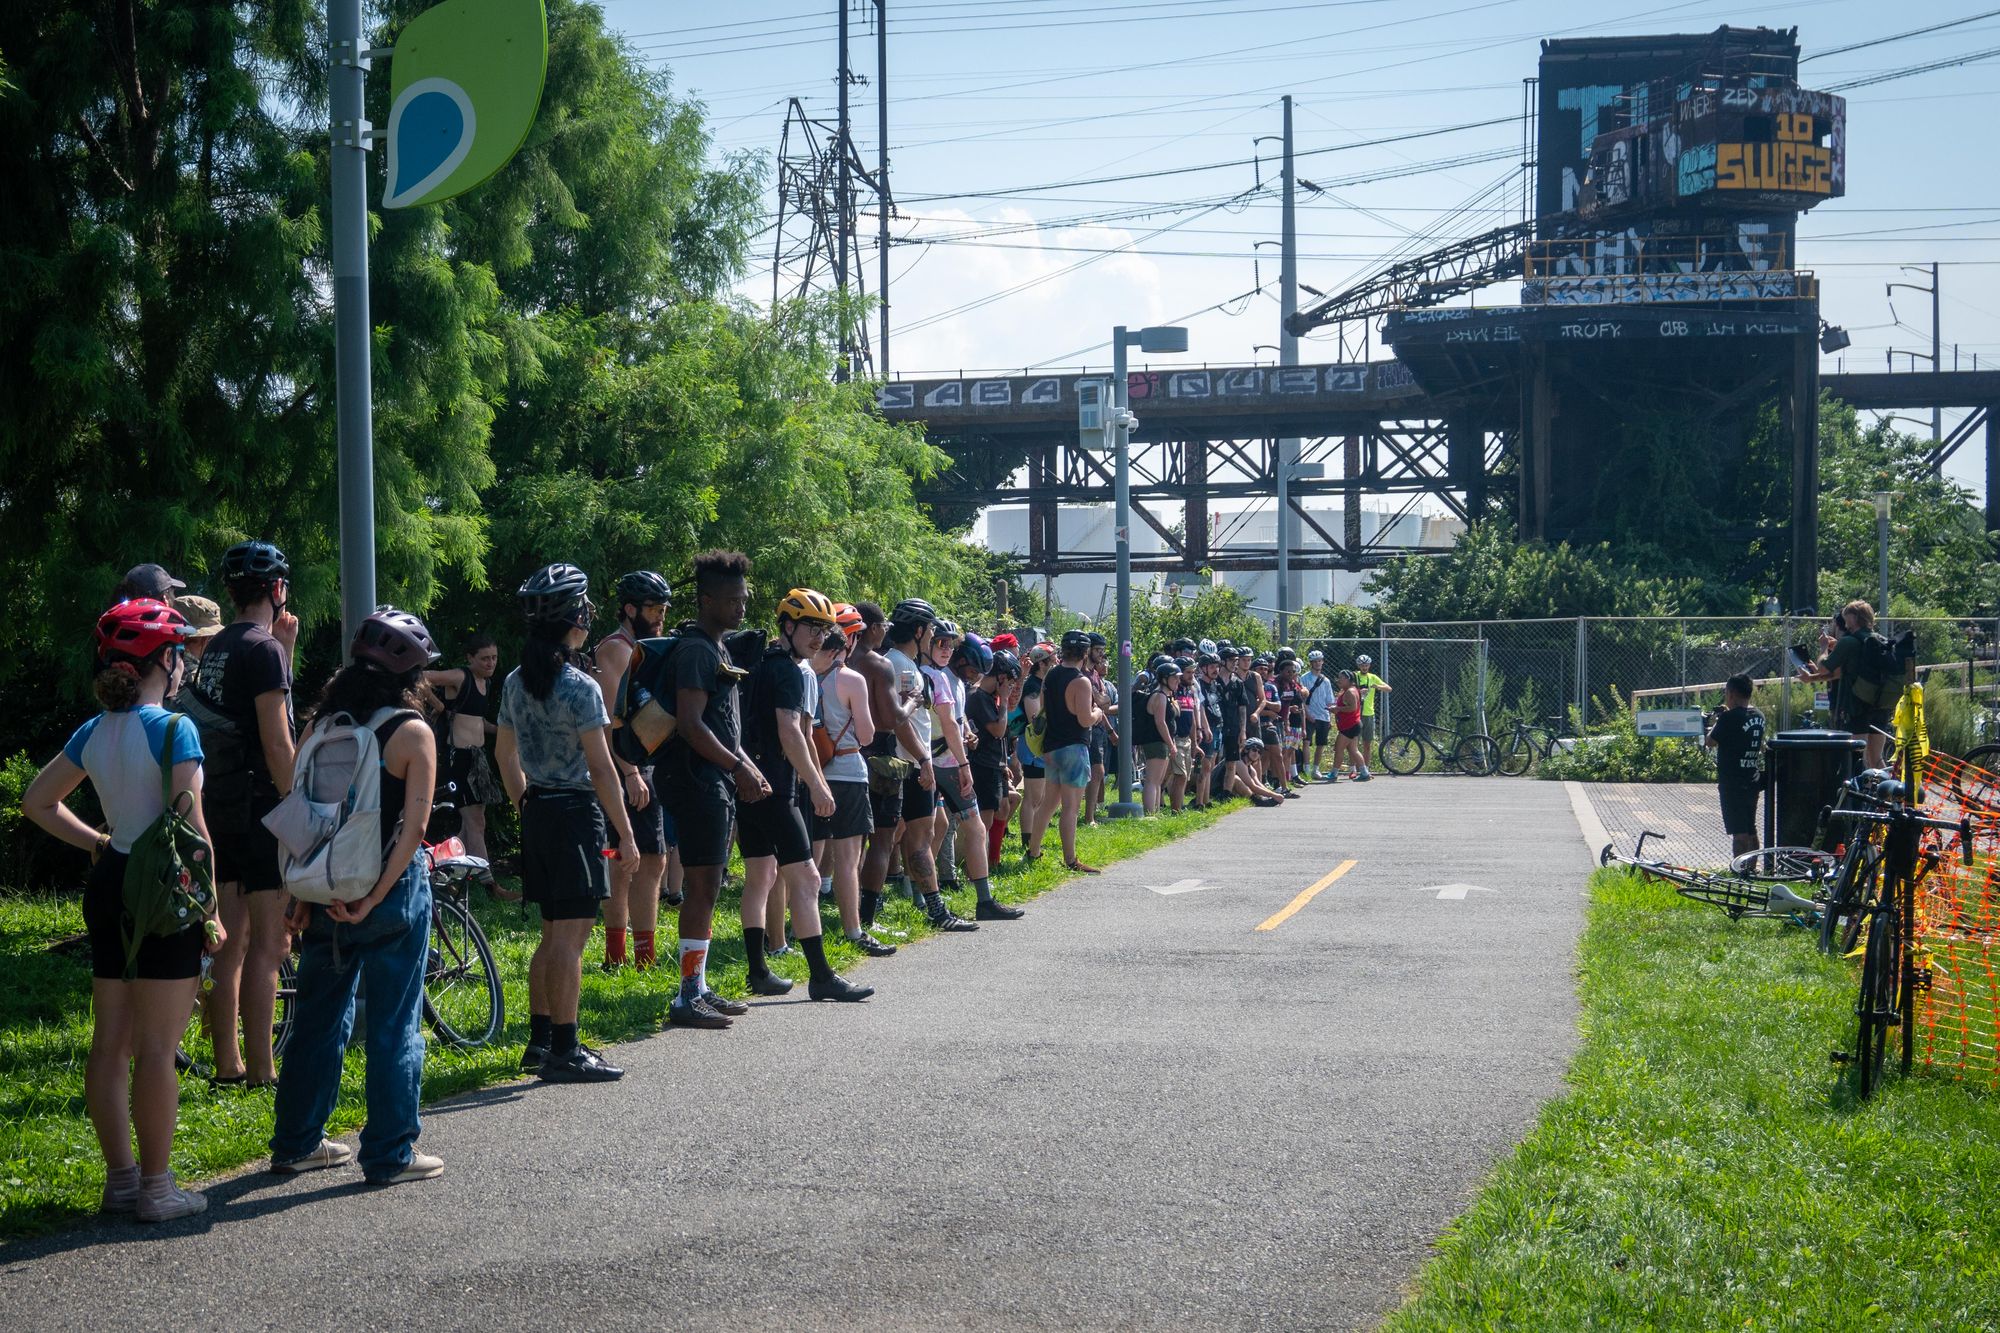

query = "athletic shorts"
[[738, 790, 814, 866], [1361, 716, 1377, 744], [1720, 782, 1760, 837], [936, 766, 978, 819], [521, 788, 612, 907], [443, 744, 506, 807], [1138, 740, 1172, 762], [1840, 704, 1894, 739], [813, 780, 873, 843], [1307, 719, 1331, 747], [1224, 729, 1243, 763], [1046, 742, 1091, 790], [1088, 726, 1109, 767], [85, 851, 204, 981], [537, 896, 603, 923], [607, 768, 667, 856], [901, 771, 939, 822], [210, 775, 283, 893], [1339, 722, 1362, 739], [870, 777, 904, 831], [1260, 724, 1281, 748], [971, 764, 1006, 814], [664, 780, 736, 869]]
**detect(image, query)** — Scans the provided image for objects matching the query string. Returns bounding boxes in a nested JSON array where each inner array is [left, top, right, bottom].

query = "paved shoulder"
[[0, 777, 1588, 1331]]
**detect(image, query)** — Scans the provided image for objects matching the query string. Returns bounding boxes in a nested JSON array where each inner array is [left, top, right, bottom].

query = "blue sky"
[[595, 0, 2000, 497]]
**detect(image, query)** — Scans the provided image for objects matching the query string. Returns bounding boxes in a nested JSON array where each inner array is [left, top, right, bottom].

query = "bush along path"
[[1385, 868, 2000, 1330], [0, 802, 1235, 1239]]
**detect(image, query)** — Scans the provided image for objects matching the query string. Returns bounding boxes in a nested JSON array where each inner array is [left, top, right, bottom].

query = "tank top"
[[815, 665, 868, 785], [1042, 664, 1087, 751], [922, 663, 961, 766], [375, 713, 412, 858], [1335, 688, 1362, 731], [1130, 683, 1161, 747]]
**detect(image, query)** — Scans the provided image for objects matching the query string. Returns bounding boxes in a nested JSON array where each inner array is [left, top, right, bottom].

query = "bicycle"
[[176, 950, 299, 1079], [1494, 714, 1566, 777], [1824, 802, 1970, 1098], [1600, 832, 1825, 926], [1378, 714, 1502, 777]]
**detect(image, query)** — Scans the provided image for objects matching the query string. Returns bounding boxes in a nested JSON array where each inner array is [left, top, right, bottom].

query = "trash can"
[[1766, 729, 1866, 848]]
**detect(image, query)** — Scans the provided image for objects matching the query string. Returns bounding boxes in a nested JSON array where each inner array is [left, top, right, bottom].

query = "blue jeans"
[[271, 855, 432, 1182]]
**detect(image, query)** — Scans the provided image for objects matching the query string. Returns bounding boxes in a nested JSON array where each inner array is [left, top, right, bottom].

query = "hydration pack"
[[261, 707, 417, 905]]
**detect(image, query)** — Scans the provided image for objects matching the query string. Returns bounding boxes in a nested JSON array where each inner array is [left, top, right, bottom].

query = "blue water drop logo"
[[384, 77, 477, 210]]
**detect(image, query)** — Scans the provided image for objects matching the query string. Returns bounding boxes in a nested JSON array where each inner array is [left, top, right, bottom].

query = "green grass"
[[1387, 868, 2000, 1331], [0, 801, 1233, 1239]]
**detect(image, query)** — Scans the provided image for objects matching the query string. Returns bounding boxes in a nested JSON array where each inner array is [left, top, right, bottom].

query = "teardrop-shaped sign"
[[384, 0, 547, 209]]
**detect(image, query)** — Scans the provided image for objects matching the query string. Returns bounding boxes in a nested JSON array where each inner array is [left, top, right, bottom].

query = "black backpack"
[[610, 635, 682, 766], [178, 661, 247, 782], [1848, 631, 1910, 709]]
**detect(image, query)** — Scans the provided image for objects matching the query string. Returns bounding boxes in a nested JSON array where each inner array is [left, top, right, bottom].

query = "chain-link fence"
[[1301, 617, 2000, 756]]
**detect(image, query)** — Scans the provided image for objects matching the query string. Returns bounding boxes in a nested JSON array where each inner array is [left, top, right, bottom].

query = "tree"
[[1365, 520, 1705, 624]]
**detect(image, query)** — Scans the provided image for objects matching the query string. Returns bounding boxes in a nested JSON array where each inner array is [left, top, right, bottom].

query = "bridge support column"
[[1186, 437, 1210, 566], [1448, 415, 1485, 518], [1519, 344, 1553, 542], [1988, 407, 2000, 533], [1784, 327, 1820, 614], [1028, 440, 1056, 573], [1342, 434, 1362, 570]]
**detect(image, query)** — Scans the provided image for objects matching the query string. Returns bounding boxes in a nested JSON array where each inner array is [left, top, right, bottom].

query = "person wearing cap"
[[1353, 654, 1391, 781], [1020, 630, 1102, 872], [111, 562, 186, 605], [1300, 649, 1335, 780], [172, 595, 225, 667]]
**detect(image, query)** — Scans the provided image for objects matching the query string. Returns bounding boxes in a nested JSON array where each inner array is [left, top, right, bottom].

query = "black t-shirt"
[[1219, 678, 1244, 733], [742, 648, 808, 802], [189, 621, 291, 779], [1712, 705, 1766, 789], [1201, 679, 1223, 731], [663, 631, 740, 790], [966, 687, 1008, 769]]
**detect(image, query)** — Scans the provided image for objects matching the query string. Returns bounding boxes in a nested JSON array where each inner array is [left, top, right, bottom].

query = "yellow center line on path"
[[1255, 859, 1358, 932]]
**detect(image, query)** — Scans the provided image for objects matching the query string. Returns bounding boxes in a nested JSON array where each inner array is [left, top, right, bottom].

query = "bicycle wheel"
[[1819, 843, 1878, 956], [1378, 732, 1426, 776], [1956, 744, 2000, 811], [271, 950, 298, 1060], [423, 896, 503, 1049], [1453, 734, 1502, 777], [178, 984, 213, 1078], [1732, 847, 1838, 883], [1496, 732, 1537, 777], [1855, 906, 1901, 1098], [1528, 727, 1560, 758]]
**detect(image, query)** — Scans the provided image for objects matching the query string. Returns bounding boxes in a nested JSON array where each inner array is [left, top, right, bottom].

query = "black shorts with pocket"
[[901, 771, 939, 823], [84, 850, 204, 981], [1719, 781, 1761, 837], [1308, 719, 1331, 746], [664, 779, 736, 869], [813, 780, 873, 843], [971, 764, 1005, 815], [209, 774, 283, 892], [521, 788, 612, 908], [608, 768, 667, 856], [738, 790, 814, 866]]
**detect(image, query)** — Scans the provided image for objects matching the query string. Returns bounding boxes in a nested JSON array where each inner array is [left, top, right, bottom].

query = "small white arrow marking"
[[1413, 884, 1496, 901], [1147, 878, 1210, 896]]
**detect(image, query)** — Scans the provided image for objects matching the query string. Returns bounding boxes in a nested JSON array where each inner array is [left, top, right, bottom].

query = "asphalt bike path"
[[0, 776, 1589, 1331]]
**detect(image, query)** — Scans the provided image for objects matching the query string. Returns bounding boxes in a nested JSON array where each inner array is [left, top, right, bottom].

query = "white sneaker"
[[136, 1175, 208, 1223], [369, 1152, 444, 1186], [272, 1138, 356, 1174]]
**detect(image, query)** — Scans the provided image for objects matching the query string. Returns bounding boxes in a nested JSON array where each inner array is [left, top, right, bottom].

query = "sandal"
[[207, 1073, 248, 1090], [1063, 860, 1102, 875]]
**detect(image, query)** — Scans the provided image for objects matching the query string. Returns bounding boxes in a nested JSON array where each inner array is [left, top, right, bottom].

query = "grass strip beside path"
[[1387, 868, 2000, 1330], [0, 802, 1233, 1240]]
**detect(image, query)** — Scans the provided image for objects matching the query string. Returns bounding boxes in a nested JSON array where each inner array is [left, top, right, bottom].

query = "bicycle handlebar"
[[1826, 805, 1974, 861]]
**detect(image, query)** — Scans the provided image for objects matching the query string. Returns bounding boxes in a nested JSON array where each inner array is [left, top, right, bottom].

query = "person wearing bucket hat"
[[171, 595, 224, 666]]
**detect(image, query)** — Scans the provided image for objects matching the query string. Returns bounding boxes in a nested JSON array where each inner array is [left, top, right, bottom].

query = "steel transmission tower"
[[769, 0, 889, 381]]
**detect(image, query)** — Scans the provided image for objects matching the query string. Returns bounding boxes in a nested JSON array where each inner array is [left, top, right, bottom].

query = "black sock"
[[551, 1022, 578, 1057], [529, 1014, 552, 1049], [800, 933, 834, 983], [923, 890, 946, 918], [743, 926, 769, 977], [860, 890, 880, 927], [974, 876, 995, 905]]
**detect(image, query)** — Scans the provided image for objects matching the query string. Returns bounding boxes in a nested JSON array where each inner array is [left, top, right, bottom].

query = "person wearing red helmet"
[[22, 600, 224, 1221], [187, 539, 299, 1091], [269, 608, 447, 1184]]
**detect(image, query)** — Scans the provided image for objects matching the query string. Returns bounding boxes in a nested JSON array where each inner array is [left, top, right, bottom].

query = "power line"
[[1802, 10, 2000, 62], [1825, 44, 2000, 91]]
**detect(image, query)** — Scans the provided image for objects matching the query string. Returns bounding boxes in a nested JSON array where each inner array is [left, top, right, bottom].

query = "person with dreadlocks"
[[496, 563, 635, 1082], [590, 570, 673, 971]]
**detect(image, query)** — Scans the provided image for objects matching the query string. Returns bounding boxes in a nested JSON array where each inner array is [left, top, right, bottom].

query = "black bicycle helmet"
[[1167, 637, 1197, 656], [1175, 655, 1196, 675], [1197, 651, 1220, 667], [933, 618, 961, 642], [519, 562, 593, 626], [989, 647, 1021, 680], [1086, 631, 1108, 649], [221, 540, 290, 583], [352, 606, 440, 674], [889, 597, 938, 628], [1151, 659, 1180, 684], [615, 570, 670, 607], [1061, 628, 1093, 656], [1275, 647, 1298, 664], [951, 632, 993, 676]]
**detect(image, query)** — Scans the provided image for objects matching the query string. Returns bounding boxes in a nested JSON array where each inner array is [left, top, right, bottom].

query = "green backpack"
[[120, 715, 217, 980]]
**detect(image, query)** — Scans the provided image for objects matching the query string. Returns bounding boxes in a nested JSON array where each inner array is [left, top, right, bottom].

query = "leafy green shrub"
[[1537, 696, 1714, 783]]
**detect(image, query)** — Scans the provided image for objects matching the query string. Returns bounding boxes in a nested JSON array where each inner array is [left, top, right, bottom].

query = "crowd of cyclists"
[[19, 543, 1391, 1223]]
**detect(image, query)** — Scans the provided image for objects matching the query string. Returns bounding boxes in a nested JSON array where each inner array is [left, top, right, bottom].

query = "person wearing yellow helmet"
[[736, 589, 871, 1002]]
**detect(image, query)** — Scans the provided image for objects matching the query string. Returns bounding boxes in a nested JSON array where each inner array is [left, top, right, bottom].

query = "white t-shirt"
[[887, 646, 932, 761], [62, 706, 206, 853]]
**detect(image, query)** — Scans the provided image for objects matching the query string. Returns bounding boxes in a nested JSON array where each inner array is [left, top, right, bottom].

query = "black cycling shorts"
[[813, 780, 873, 842], [537, 896, 603, 923], [902, 771, 939, 823], [936, 766, 980, 820], [664, 781, 736, 869], [85, 851, 204, 981], [971, 764, 1006, 814], [738, 791, 814, 866], [210, 775, 283, 893], [521, 788, 612, 907], [607, 769, 667, 856]]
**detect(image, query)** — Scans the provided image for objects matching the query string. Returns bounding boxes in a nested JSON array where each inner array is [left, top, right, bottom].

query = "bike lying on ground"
[[176, 834, 504, 1076], [1599, 832, 1828, 927]]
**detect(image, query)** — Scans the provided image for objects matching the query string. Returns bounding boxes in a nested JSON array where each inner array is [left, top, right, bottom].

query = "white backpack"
[[261, 707, 416, 905]]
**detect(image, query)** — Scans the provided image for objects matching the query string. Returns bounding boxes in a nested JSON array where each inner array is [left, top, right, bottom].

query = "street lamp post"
[[1109, 323, 1190, 819], [1874, 491, 1892, 617]]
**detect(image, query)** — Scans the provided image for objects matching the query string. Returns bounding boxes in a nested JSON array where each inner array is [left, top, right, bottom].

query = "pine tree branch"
[[72, 115, 136, 194]]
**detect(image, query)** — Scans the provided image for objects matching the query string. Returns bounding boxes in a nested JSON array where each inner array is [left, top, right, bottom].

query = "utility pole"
[[330, 0, 376, 644], [1277, 94, 1299, 642], [876, 1, 890, 377], [835, 0, 852, 381], [1931, 260, 1942, 443]]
